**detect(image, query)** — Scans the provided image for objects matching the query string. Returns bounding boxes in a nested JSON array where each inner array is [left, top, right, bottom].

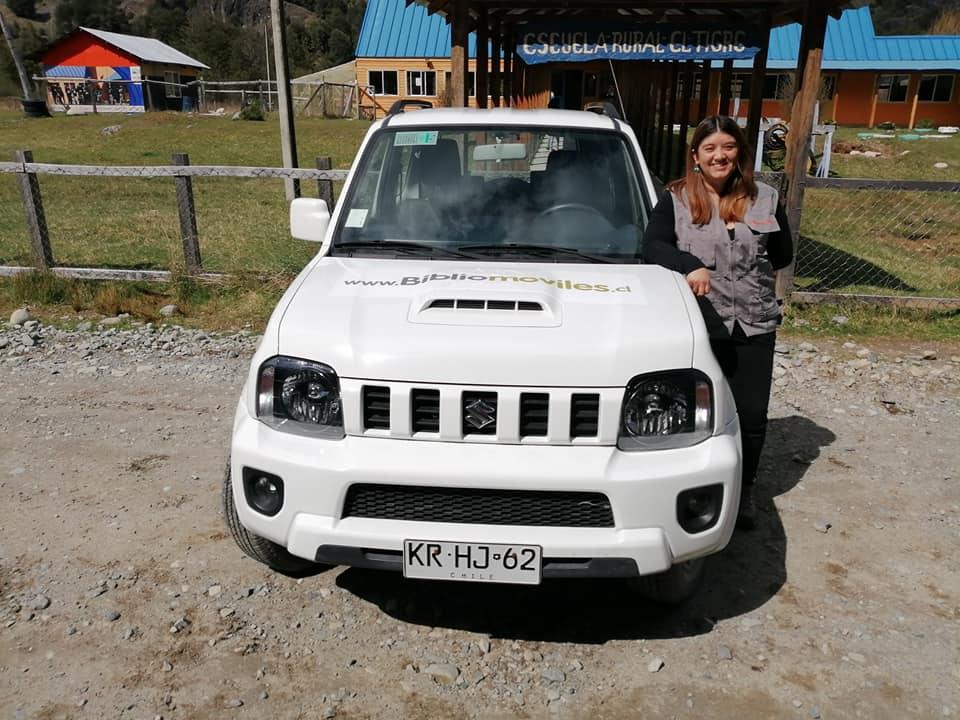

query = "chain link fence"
[[796, 178, 960, 305]]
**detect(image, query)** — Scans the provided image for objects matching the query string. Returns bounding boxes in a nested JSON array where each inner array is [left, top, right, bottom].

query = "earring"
[[693, 164, 701, 174]]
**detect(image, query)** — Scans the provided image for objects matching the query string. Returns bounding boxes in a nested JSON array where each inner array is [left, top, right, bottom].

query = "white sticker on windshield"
[[394, 130, 439, 147], [345, 209, 368, 227]]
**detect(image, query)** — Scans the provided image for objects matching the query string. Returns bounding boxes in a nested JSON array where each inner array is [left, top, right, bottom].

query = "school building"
[[356, 0, 960, 128]]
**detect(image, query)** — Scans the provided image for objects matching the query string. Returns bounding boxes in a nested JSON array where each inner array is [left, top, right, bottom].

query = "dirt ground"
[[1, 332, 958, 720]]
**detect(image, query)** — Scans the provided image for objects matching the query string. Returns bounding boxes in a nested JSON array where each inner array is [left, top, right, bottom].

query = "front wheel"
[[222, 464, 319, 575], [627, 557, 705, 605]]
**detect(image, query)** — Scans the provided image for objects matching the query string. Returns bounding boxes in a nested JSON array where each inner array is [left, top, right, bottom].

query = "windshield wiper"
[[333, 240, 477, 259], [459, 243, 617, 264]]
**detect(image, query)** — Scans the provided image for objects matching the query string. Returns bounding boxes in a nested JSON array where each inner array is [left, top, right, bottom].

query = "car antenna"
[[607, 59, 626, 120]]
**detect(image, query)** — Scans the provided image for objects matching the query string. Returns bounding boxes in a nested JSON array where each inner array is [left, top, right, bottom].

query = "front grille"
[[411, 388, 440, 433], [519, 393, 549, 437], [342, 484, 615, 527], [362, 386, 390, 429], [350, 383, 614, 443], [570, 393, 600, 438]]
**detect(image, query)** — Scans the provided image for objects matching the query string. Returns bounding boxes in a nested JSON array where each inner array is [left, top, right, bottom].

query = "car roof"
[[376, 107, 623, 132]]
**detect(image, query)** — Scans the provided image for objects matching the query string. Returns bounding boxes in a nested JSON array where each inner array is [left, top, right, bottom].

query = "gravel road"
[[1, 317, 958, 720]]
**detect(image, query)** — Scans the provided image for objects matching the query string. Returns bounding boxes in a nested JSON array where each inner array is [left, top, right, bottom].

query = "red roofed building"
[[40, 27, 208, 113]]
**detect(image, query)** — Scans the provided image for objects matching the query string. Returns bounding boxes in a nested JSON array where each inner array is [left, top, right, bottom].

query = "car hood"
[[277, 258, 695, 387]]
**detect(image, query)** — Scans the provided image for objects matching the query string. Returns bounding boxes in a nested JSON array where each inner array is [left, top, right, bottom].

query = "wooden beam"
[[476, 6, 489, 107], [663, 62, 680, 181], [779, 0, 830, 300], [653, 62, 669, 177], [718, 59, 733, 116], [746, 13, 771, 161], [697, 60, 710, 121], [450, 0, 468, 107], [908, 77, 920, 129], [677, 61, 695, 178], [490, 21, 501, 107], [503, 25, 513, 106]]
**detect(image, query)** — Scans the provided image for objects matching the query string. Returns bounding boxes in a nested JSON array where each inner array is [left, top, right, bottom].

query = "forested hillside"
[[1, 0, 365, 97]]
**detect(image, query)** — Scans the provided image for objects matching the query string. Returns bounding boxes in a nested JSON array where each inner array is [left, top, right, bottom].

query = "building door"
[[550, 70, 584, 110]]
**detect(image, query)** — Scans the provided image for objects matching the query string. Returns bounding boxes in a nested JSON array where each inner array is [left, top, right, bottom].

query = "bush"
[[239, 99, 265, 121], [915, 118, 935, 130], [877, 121, 897, 131]]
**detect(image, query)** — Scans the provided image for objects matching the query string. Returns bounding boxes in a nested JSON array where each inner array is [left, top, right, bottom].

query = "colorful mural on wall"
[[44, 65, 145, 111]]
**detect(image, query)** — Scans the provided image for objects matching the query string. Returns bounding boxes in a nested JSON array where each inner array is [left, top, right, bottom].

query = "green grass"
[[1, 109, 958, 336], [0, 109, 370, 271], [826, 126, 960, 182]]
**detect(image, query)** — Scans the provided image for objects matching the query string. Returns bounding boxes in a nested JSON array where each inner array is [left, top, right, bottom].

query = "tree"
[[54, 0, 130, 35]]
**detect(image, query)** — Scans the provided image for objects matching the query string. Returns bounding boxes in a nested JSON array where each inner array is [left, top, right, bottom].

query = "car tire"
[[222, 464, 318, 575], [627, 557, 705, 606]]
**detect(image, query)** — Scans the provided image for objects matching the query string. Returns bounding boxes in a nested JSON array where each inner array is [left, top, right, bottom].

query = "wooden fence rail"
[[2, 150, 349, 282]]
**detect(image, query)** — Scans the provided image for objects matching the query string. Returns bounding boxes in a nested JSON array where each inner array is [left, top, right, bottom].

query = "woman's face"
[[693, 130, 740, 186]]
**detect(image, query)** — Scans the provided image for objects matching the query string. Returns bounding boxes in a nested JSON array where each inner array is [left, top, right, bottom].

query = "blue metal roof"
[[357, 1, 959, 71], [732, 6, 960, 70], [356, 0, 476, 58]]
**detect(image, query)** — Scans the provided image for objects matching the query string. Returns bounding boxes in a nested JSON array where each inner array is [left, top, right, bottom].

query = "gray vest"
[[671, 181, 782, 337]]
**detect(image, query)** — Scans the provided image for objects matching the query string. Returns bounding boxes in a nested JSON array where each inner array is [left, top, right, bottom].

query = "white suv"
[[224, 106, 741, 603]]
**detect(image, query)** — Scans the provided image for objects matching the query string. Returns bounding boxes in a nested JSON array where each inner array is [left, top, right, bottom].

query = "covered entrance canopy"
[[407, 0, 849, 228]]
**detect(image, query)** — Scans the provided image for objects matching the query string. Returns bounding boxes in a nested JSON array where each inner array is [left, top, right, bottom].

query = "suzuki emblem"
[[464, 398, 497, 430]]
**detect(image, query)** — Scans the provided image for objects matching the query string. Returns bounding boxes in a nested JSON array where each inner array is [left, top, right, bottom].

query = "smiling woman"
[[642, 115, 793, 530]]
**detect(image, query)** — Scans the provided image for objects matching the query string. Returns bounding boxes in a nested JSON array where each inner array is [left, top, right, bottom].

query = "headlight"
[[257, 356, 344, 438], [618, 370, 712, 450]]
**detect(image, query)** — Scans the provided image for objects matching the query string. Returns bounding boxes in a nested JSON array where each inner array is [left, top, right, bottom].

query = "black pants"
[[710, 325, 776, 487]]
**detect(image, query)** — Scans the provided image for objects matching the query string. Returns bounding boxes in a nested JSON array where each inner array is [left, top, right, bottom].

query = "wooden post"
[[677, 62, 695, 179], [779, 0, 830, 300], [450, 0, 468, 108], [315, 156, 335, 209], [503, 26, 513, 106], [746, 16, 771, 161], [271, 0, 300, 200], [908, 79, 920, 129], [653, 62, 669, 177], [718, 59, 733, 116], [172, 153, 202, 274], [476, 7, 488, 108], [868, 84, 878, 127], [14, 150, 53, 269], [663, 63, 679, 181], [490, 21, 501, 107], [697, 60, 710, 122]]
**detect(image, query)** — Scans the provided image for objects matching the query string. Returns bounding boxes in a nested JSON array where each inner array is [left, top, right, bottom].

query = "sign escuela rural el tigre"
[[516, 22, 763, 64]]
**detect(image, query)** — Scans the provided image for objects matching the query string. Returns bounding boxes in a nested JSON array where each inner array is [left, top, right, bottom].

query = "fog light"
[[677, 484, 723, 534], [242, 467, 284, 516]]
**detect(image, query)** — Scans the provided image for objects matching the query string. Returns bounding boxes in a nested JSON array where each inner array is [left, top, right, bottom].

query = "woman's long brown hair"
[[668, 116, 758, 225]]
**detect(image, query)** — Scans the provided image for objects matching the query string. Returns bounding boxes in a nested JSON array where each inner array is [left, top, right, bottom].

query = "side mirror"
[[290, 198, 330, 242]]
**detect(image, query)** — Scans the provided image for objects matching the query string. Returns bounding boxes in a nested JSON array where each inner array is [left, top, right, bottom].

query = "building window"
[[758, 74, 793, 100], [877, 74, 909, 103], [819, 75, 837, 101], [164, 71, 181, 99], [918, 74, 954, 102], [368, 70, 398, 95], [406, 70, 436, 97], [729, 73, 751, 98]]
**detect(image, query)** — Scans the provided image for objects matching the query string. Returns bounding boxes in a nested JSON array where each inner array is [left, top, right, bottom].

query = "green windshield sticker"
[[394, 130, 439, 147]]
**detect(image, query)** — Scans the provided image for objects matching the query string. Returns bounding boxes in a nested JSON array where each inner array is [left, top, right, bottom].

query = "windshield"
[[333, 125, 651, 263]]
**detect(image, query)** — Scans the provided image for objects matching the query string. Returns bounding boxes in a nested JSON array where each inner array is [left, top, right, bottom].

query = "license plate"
[[402, 540, 542, 585]]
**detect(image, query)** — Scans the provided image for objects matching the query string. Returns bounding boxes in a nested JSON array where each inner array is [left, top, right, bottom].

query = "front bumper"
[[230, 408, 741, 579]]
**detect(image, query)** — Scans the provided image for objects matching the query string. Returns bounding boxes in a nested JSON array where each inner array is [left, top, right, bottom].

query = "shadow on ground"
[[335, 414, 836, 643], [796, 235, 916, 293]]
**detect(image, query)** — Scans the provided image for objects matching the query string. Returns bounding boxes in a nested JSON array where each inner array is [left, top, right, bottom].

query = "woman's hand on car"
[[686, 267, 711, 296]]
